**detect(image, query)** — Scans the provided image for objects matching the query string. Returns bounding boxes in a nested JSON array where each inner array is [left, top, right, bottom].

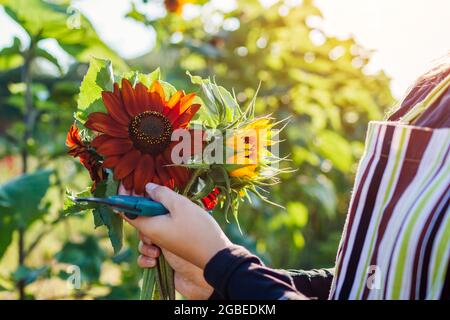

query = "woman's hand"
[[121, 182, 232, 269], [137, 233, 213, 300]]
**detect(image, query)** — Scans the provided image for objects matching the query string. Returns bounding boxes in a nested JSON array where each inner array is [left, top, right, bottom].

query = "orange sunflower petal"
[[121, 78, 141, 116], [85, 112, 128, 138], [114, 149, 141, 180], [133, 154, 155, 195], [166, 92, 196, 122], [95, 138, 133, 156], [173, 103, 201, 128], [150, 80, 166, 102], [101, 91, 130, 126], [179, 93, 196, 114], [65, 124, 80, 148], [167, 90, 184, 108]]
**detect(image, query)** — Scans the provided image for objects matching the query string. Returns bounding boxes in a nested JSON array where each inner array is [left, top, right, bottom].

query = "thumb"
[[145, 183, 189, 215]]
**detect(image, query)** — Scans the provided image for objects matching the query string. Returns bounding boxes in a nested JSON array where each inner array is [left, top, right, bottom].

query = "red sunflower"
[[84, 79, 201, 195], [66, 124, 105, 190]]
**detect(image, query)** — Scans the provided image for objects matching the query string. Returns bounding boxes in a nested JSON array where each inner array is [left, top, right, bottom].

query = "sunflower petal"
[[135, 83, 150, 114], [95, 138, 133, 156], [150, 80, 166, 102], [179, 93, 196, 114], [163, 150, 189, 189], [91, 134, 110, 149], [167, 103, 182, 123], [133, 154, 155, 195], [122, 172, 134, 191], [85, 112, 128, 138], [155, 154, 175, 189], [167, 90, 184, 108], [173, 103, 201, 128], [121, 78, 140, 116], [148, 92, 164, 113], [114, 149, 141, 180], [103, 155, 121, 169], [101, 91, 130, 125]]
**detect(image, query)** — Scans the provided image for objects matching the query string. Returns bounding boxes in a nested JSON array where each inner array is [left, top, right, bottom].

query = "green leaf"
[[137, 68, 160, 87], [315, 130, 353, 173], [190, 175, 215, 201], [92, 172, 123, 254], [286, 202, 308, 228], [0, 208, 15, 260], [300, 175, 337, 218], [56, 236, 105, 283], [0, 169, 52, 229], [63, 188, 95, 216], [0, 36, 23, 71], [120, 68, 160, 87], [2, 0, 128, 71], [159, 80, 177, 97], [75, 57, 114, 123], [12, 266, 48, 286], [35, 47, 63, 73]]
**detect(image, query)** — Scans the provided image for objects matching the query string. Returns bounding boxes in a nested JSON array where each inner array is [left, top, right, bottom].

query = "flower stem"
[[161, 254, 175, 300], [183, 168, 204, 197], [140, 168, 203, 300], [139, 267, 156, 300]]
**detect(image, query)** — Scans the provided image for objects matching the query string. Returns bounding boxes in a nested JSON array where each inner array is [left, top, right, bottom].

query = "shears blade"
[[73, 197, 137, 212]]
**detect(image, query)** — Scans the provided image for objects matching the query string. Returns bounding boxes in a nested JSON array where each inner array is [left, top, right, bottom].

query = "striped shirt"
[[329, 73, 450, 299]]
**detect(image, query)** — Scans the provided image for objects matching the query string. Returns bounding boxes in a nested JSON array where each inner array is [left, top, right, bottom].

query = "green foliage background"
[[0, 0, 394, 299]]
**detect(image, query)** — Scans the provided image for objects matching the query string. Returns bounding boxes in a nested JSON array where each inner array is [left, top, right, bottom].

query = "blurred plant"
[[0, 0, 394, 300], [0, 0, 127, 299], [127, 0, 394, 268]]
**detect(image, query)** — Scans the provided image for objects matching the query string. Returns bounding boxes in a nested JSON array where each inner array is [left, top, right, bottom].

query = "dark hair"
[[387, 53, 450, 125]]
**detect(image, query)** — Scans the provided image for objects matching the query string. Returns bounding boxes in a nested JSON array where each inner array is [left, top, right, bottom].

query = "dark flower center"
[[128, 111, 173, 155]]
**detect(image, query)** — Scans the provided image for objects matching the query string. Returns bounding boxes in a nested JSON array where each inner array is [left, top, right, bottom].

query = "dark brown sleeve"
[[287, 268, 334, 300], [204, 245, 306, 300]]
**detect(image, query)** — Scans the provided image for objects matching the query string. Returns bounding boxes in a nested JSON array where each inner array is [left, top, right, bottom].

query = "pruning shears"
[[73, 195, 169, 220]]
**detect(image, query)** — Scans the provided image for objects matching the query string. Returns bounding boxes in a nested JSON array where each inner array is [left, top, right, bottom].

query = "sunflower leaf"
[[91, 172, 123, 254], [63, 188, 96, 216], [137, 68, 160, 87], [0, 170, 52, 259], [76, 57, 114, 123]]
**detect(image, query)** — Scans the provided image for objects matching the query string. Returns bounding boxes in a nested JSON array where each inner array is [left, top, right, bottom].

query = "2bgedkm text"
[[174, 304, 276, 317]]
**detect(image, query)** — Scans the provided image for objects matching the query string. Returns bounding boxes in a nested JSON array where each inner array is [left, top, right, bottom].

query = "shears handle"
[[109, 195, 169, 219]]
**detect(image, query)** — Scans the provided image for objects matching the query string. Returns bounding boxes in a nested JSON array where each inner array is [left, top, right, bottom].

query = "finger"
[[145, 183, 189, 214], [118, 182, 131, 195], [121, 212, 170, 241], [137, 255, 156, 268], [139, 232, 153, 245], [116, 183, 132, 217], [138, 241, 161, 258]]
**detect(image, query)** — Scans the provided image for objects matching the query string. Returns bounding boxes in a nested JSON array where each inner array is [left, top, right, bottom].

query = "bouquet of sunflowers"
[[65, 58, 288, 300]]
